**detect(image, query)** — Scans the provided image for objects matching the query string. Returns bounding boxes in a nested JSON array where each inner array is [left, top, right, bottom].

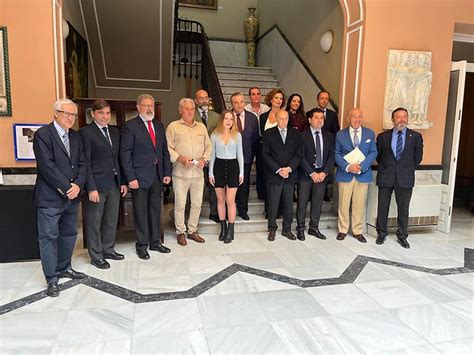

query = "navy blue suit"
[[33, 122, 86, 283], [376, 128, 423, 240], [306, 107, 340, 135], [120, 116, 171, 250], [80, 123, 123, 261]]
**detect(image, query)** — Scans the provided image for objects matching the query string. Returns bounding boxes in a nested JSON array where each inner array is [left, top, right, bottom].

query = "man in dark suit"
[[375, 107, 423, 249], [80, 99, 128, 269], [306, 91, 340, 135], [262, 110, 302, 241], [230, 92, 260, 220], [297, 108, 335, 241], [120, 94, 172, 260], [33, 99, 86, 297]]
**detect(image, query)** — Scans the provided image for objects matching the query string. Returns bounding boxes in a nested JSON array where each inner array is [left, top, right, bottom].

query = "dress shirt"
[[53, 120, 67, 141], [94, 122, 112, 144], [166, 119, 212, 178], [233, 111, 245, 131], [391, 127, 406, 157], [139, 115, 155, 134], [349, 126, 361, 146], [244, 103, 270, 119], [208, 132, 244, 178], [310, 126, 324, 167]]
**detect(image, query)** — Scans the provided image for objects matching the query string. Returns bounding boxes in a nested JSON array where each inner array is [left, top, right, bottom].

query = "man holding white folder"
[[334, 108, 377, 243]]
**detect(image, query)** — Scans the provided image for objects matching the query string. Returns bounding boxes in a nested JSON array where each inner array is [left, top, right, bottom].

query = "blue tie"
[[396, 131, 403, 160]]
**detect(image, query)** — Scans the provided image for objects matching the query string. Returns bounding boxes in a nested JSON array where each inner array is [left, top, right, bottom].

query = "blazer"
[[237, 110, 260, 164], [33, 122, 86, 208], [306, 107, 340, 135], [376, 128, 423, 188], [335, 126, 377, 183], [298, 128, 335, 181], [80, 123, 123, 193], [120, 116, 172, 189], [262, 126, 302, 185], [194, 109, 219, 136]]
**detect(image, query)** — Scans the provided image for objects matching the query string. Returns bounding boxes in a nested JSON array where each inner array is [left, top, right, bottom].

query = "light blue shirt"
[[209, 132, 244, 177], [391, 127, 406, 157], [53, 120, 67, 139]]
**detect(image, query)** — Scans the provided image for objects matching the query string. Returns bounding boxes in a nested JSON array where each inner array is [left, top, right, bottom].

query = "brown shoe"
[[188, 232, 205, 243], [282, 231, 297, 240], [353, 234, 367, 243], [177, 233, 187, 246], [336, 232, 346, 241], [267, 230, 276, 241]]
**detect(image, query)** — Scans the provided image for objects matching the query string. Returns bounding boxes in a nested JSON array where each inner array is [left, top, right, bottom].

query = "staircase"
[[215, 65, 279, 108]]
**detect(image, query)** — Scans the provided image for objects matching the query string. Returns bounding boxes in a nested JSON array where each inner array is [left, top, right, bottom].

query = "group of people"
[[33, 87, 423, 297]]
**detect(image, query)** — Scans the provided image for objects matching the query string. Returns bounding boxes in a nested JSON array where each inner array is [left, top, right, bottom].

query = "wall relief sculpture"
[[383, 50, 433, 129]]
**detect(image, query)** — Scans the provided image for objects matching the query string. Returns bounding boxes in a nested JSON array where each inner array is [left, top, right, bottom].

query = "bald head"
[[347, 107, 363, 129], [276, 110, 289, 129], [195, 89, 210, 109]]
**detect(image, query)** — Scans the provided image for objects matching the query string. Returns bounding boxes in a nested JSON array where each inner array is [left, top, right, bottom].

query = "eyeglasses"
[[139, 104, 155, 108], [57, 110, 78, 118]]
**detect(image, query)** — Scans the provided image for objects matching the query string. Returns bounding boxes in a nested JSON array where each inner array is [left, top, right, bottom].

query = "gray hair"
[[137, 94, 155, 105], [53, 99, 76, 112], [178, 97, 195, 109]]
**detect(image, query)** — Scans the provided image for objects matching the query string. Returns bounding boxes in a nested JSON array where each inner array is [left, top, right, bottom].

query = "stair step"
[[221, 85, 279, 94], [217, 72, 277, 81], [215, 65, 272, 74], [219, 78, 279, 87]]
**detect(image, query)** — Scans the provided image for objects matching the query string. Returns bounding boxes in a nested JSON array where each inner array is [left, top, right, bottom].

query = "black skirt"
[[213, 158, 240, 188]]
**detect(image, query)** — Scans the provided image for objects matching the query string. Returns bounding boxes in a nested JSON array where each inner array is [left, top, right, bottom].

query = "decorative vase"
[[244, 7, 259, 67]]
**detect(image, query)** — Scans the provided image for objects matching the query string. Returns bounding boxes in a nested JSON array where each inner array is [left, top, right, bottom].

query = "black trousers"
[[256, 143, 265, 200], [267, 182, 294, 232], [296, 179, 327, 232], [204, 167, 217, 216], [236, 163, 252, 215], [376, 184, 413, 240], [83, 179, 120, 261], [131, 176, 162, 251]]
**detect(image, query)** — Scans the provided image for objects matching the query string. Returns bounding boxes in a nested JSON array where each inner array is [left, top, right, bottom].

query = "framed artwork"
[[178, 0, 218, 10], [13, 124, 46, 161], [0, 27, 12, 116], [65, 21, 88, 98]]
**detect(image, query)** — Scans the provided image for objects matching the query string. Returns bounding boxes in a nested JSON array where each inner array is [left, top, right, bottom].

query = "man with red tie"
[[120, 94, 172, 260]]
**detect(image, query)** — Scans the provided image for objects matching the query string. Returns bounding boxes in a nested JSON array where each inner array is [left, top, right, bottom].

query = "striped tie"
[[62, 132, 70, 156], [396, 131, 403, 160], [353, 129, 359, 147]]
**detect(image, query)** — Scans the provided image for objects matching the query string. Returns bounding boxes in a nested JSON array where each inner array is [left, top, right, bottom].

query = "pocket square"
[[365, 139, 371, 143]]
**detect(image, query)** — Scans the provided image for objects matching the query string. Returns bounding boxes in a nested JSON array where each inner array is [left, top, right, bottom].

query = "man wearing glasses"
[[120, 94, 172, 260], [33, 99, 87, 297]]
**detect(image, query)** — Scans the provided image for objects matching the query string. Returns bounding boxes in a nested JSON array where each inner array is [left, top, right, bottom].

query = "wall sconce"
[[320, 30, 334, 53], [62, 19, 70, 40]]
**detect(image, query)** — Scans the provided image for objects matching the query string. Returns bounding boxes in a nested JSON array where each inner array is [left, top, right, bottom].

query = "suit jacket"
[[335, 126, 377, 183], [194, 109, 219, 136], [376, 128, 423, 188], [120, 116, 171, 189], [262, 126, 302, 185], [298, 128, 335, 181], [306, 107, 340, 135], [80, 123, 123, 193], [237, 110, 259, 164], [33, 122, 86, 208]]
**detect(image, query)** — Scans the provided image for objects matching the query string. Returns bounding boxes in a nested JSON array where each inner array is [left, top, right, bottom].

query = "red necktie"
[[236, 113, 243, 133], [147, 120, 156, 147]]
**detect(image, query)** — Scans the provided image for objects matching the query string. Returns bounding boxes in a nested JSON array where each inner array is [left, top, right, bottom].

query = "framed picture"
[[13, 124, 46, 161], [0, 27, 12, 116], [65, 21, 88, 98], [178, 0, 218, 10]]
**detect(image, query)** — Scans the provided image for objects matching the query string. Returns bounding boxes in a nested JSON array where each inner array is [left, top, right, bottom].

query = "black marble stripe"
[[1, 248, 472, 316]]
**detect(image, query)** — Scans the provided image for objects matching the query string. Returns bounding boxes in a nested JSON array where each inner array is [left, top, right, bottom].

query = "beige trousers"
[[173, 176, 204, 234], [337, 178, 369, 234]]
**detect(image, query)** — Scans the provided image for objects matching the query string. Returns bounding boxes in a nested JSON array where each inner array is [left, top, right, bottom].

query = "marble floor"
[[0, 208, 473, 354]]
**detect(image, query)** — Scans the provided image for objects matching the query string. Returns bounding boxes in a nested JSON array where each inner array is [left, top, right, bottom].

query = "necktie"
[[201, 111, 207, 127], [315, 131, 322, 168], [236, 113, 243, 133], [147, 120, 156, 147], [102, 126, 112, 147], [281, 129, 287, 144], [353, 129, 359, 147], [62, 132, 70, 156], [396, 130, 403, 160]]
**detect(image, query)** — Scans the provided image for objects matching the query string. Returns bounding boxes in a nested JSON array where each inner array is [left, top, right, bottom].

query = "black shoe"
[[397, 238, 410, 249], [137, 249, 150, 259], [150, 244, 171, 253], [47, 282, 60, 297], [218, 220, 227, 241], [103, 251, 125, 260], [308, 228, 326, 240], [59, 269, 86, 280], [375, 236, 386, 245], [224, 223, 235, 244], [238, 213, 250, 220], [297, 231, 305, 241], [209, 214, 220, 223], [282, 231, 297, 240], [91, 259, 110, 269]]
